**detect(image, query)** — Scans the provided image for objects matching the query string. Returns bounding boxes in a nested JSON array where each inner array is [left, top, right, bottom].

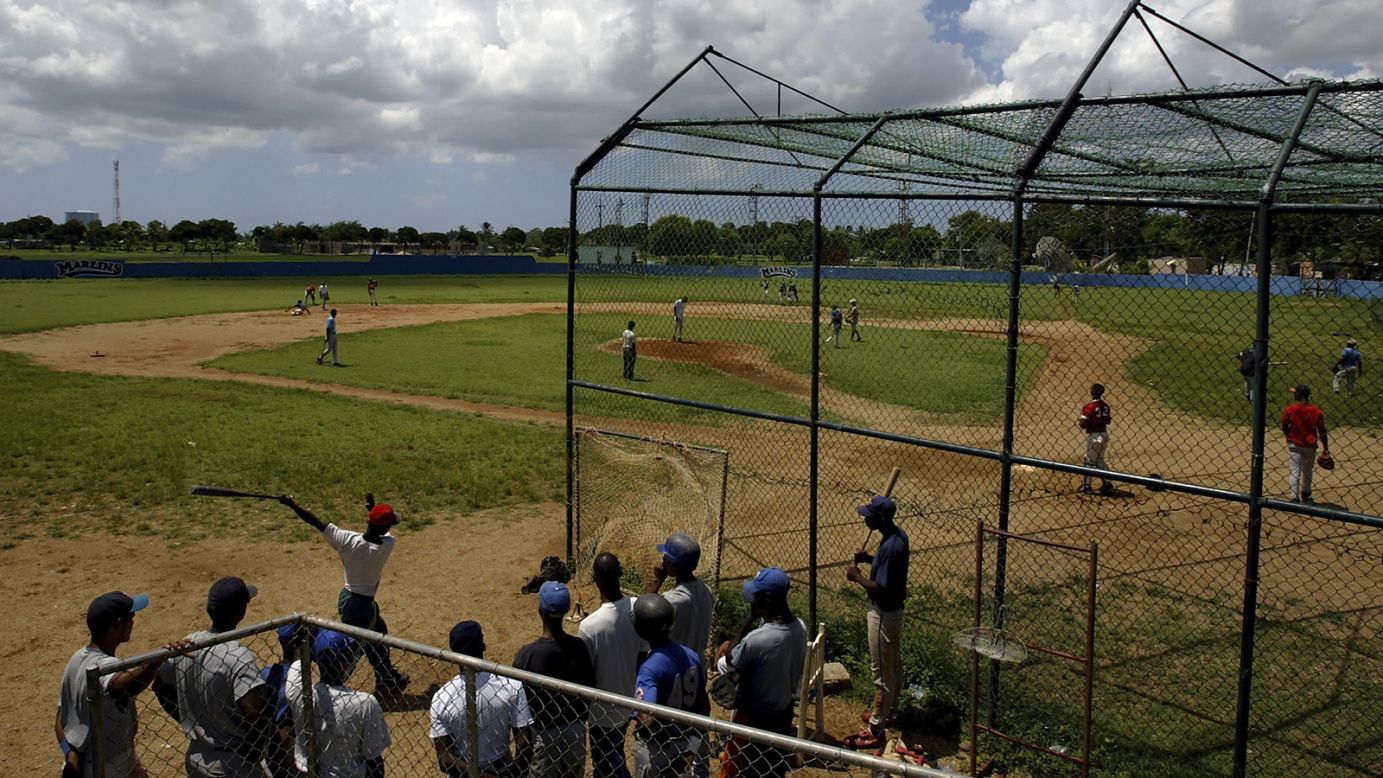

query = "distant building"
[[64, 210, 100, 226], [577, 245, 639, 265], [1149, 256, 1206, 275]]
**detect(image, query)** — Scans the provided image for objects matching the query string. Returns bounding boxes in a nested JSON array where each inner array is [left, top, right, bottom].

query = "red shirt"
[[1081, 399, 1111, 433], [1281, 402, 1324, 447]]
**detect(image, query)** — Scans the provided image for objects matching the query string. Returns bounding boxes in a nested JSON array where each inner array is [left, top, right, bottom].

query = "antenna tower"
[[112, 160, 121, 225]]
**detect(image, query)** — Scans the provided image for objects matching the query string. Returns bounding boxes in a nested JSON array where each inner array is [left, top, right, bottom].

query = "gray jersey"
[[59, 646, 138, 776], [158, 630, 266, 751], [728, 619, 808, 717], [664, 579, 714, 653]]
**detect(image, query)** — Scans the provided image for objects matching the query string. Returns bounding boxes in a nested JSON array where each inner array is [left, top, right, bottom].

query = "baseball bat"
[[192, 484, 280, 500], [858, 466, 903, 553]]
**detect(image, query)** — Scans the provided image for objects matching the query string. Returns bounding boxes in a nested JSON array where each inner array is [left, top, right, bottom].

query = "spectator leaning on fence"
[[57, 591, 191, 778], [154, 577, 273, 778], [632, 593, 708, 778], [285, 629, 390, 778], [714, 568, 808, 778], [431, 621, 534, 778], [577, 553, 644, 778], [513, 581, 597, 778], [261, 623, 312, 778]]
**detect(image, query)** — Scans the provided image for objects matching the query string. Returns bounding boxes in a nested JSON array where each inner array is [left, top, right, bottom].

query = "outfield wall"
[[4, 254, 1379, 299], [0, 254, 566, 280]]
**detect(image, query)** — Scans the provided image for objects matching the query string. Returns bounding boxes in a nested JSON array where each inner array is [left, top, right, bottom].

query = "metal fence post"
[[298, 632, 318, 778], [809, 189, 823, 627], [85, 666, 106, 778], [464, 665, 482, 778]]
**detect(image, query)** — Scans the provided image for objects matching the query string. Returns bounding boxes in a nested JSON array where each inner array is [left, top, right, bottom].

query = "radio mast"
[[112, 160, 121, 225]]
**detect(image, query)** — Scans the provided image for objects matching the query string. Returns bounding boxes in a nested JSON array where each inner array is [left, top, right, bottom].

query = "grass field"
[[0, 350, 562, 543]]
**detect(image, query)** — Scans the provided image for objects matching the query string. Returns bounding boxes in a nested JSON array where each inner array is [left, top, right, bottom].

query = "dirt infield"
[[2, 301, 1379, 773]]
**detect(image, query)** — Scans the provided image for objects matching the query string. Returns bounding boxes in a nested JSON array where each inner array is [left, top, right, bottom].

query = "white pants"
[[368, 289, 378, 305], [318, 333, 338, 365], [673, 317, 684, 341], [1288, 443, 1315, 501], [1333, 366, 1358, 395], [1082, 432, 1109, 489], [529, 722, 586, 778], [1243, 376, 1256, 402], [867, 606, 904, 727]]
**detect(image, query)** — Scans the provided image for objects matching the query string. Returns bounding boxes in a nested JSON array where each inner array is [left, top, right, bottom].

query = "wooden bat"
[[192, 484, 280, 500], [858, 466, 903, 554]]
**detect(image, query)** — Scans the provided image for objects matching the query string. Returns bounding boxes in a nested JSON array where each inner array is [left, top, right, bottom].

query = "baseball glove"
[[1317, 451, 1335, 470], [709, 670, 741, 710]]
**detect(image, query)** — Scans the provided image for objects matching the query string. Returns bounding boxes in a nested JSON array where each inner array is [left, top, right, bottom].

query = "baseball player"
[[631, 594, 707, 778], [761, 279, 769, 298], [318, 283, 330, 311], [259, 623, 311, 778], [1333, 338, 1363, 395], [513, 582, 596, 778], [777, 282, 787, 304], [713, 568, 806, 778], [58, 592, 190, 778], [276, 494, 411, 693], [431, 621, 534, 778], [1281, 384, 1329, 503], [316, 308, 339, 366], [622, 321, 638, 380], [305, 285, 317, 305], [647, 533, 713, 778], [287, 300, 308, 316], [367, 278, 380, 307], [153, 577, 272, 778], [844, 495, 909, 750], [1078, 383, 1113, 494], [1071, 283, 1081, 301], [578, 554, 642, 778], [672, 297, 688, 343], [847, 299, 861, 342], [284, 630, 391, 777], [787, 283, 798, 304], [1237, 344, 1259, 403], [826, 306, 843, 348]]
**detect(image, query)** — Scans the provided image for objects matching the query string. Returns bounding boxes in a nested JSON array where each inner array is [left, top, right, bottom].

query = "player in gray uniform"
[[318, 283, 330, 311], [57, 591, 190, 778], [714, 568, 807, 778], [316, 308, 339, 366], [154, 577, 273, 778], [648, 533, 714, 778]]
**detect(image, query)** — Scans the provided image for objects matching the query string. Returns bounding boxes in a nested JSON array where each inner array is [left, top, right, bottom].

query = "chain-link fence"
[[82, 614, 953, 778], [565, 58, 1383, 777]]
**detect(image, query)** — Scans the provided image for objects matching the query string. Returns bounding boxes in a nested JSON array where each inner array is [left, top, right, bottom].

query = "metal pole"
[[1232, 83, 1321, 778], [808, 190, 823, 628], [565, 186, 578, 560], [86, 666, 106, 778], [989, 197, 1024, 728], [299, 633, 319, 778], [1081, 541, 1099, 778], [970, 522, 984, 777], [464, 666, 482, 778]]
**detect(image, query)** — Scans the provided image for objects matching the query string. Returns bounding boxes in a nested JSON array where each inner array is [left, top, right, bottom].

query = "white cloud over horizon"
[[0, 0, 1375, 229]]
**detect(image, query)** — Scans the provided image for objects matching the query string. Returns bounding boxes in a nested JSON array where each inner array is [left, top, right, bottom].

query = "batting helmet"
[[658, 532, 702, 571], [632, 594, 675, 643]]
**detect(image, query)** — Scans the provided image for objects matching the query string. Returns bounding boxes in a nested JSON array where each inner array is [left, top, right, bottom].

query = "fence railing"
[[85, 614, 952, 778]]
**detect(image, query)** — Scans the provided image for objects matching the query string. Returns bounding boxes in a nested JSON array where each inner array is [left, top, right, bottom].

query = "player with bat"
[[843, 468, 909, 750], [276, 492, 411, 694]]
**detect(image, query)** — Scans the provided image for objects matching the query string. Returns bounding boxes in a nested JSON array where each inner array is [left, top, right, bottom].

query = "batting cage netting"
[[562, 19, 1383, 778]]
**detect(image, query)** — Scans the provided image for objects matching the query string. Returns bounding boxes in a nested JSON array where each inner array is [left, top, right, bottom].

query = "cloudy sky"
[[0, 0, 1376, 232]]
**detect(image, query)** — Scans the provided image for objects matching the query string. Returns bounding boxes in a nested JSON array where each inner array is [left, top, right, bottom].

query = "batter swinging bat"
[[858, 466, 903, 553], [192, 484, 280, 500]]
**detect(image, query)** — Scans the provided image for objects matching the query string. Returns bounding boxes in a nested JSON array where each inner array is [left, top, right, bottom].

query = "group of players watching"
[[56, 494, 909, 778]]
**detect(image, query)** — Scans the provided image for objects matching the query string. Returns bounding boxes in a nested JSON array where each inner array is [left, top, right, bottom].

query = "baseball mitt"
[[1317, 451, 1335, 470]]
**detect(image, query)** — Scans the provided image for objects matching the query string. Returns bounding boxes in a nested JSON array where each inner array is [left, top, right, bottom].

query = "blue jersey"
[[1340, 347, 1362, 368], [830, 309, 842, 325], [635, 642, 704, 742], [325, 315, 336, 336], [870, 528, 910, 611]]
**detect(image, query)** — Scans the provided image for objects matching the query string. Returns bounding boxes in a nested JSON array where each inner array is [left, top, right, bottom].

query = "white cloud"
[[292, 163, 321, 176]]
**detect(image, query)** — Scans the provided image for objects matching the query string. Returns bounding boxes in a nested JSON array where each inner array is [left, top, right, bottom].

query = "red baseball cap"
[[368, 504, 400, 526]]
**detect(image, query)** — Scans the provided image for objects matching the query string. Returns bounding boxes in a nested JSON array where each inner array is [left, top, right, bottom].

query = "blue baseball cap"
[[657, 533, 702, 570], [857, 495, 897, 520], [86, 591, 149, 634], [742, 567, 790, 601], [312, 629, 357, 661], [538, 581, 571, 616]]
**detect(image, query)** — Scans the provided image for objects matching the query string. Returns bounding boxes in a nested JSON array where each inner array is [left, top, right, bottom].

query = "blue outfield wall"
[[0, 254, 566, 280], [3, 254, 1379, 299]]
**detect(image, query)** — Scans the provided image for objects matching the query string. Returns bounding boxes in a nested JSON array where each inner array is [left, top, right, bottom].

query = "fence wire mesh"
[[89, 615, 952, 778], [568, 176, 1382, 778]]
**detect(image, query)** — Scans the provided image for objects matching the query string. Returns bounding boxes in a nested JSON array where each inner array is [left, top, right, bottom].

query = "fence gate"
[[963, 523, 1098, 777]]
